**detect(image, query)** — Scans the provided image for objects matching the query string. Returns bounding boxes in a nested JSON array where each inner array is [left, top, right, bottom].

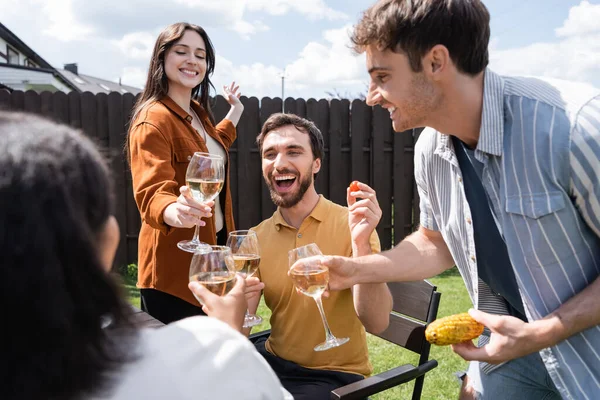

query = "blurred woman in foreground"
[[0, 112, 290, 400]]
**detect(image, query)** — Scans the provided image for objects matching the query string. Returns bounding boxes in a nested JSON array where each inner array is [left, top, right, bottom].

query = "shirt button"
[[458, 177, 463, 183], [470, 255, 476, 262], [298, 233, 302, 238], [466, 217, 472, 224]]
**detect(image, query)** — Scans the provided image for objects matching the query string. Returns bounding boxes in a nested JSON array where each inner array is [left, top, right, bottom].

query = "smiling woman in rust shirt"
[[128, 22, 243, 324]]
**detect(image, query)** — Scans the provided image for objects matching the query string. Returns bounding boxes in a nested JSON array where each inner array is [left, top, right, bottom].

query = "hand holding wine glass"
[[188, 274, 247, 333], [177, 152, 224, 253], [188, 245, 237, 304], [227, 230, 262, 328], [288, 243, 350, 351]]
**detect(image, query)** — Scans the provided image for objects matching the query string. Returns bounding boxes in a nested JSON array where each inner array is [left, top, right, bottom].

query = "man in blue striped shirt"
[[292, 1, 600, 399]]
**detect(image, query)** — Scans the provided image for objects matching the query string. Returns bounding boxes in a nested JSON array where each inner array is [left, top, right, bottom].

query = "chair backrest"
[[375, 280, 441, 355]]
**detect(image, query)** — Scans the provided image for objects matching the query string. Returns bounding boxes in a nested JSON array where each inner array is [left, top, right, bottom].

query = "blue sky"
[[2, 0, 599, 99]]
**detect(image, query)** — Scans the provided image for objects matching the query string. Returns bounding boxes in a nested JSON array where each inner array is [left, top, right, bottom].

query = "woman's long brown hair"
[[129, 22, 216, 127]]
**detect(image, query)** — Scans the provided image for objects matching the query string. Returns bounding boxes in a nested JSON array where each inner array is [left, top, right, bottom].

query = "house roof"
[[58, 69, 142, 95], [0, 22, 53, 69], [0, 64, 74, 92]]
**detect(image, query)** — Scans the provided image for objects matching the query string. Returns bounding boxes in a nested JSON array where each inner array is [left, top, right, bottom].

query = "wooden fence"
[[0, 90, 420, 269]]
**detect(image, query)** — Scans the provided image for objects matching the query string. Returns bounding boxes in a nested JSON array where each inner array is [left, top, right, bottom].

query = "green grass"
[[121, 267, 470, 399]]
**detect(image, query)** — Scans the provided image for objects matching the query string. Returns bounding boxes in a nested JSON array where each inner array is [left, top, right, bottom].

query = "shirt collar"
[[478, 69, 505, 157], [159, 95, 205, 125], [273, 195, 329, 229], [435, 68, 505, 159]]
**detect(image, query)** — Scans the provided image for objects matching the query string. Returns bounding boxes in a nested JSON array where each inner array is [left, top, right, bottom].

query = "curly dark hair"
[[256, 113, 325, 179], [351, 0, 490, 75], [0, 112, 137, 400]]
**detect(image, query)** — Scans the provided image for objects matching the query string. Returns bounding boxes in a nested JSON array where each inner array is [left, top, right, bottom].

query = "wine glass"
[[227, 230, 262, 328], [288, 243, 350, 351], [178, 152, 225, 253], [189, 245, 237, 306]]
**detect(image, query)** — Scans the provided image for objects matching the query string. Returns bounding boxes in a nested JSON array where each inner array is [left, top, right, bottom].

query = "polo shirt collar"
[[273, 195, 329, 229]]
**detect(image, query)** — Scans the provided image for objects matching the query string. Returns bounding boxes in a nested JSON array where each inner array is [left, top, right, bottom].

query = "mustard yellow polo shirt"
[[252, 195, 380, 377]]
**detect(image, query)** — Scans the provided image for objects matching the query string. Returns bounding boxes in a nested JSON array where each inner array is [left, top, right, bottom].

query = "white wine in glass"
[[178, 152, 225, 253], [189, 245, 236, 306], [227, 230, 262, 328], [288, 243, 349, 351]]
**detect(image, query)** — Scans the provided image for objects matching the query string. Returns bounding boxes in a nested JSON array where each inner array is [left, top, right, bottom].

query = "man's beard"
[[266, 166, 313, 208]]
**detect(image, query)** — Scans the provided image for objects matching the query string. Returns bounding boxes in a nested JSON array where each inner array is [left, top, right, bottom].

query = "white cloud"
[[114, 32, 157, 61], [37, 0, 94, 41], [490, 1, 600, 87], [212, 24, 366, 99], [555, 0, 600, 37], [246, 0, 348, 21], [119, 67, 148, 89]]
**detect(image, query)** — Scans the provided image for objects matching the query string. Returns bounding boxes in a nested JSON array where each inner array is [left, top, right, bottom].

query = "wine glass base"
[[314, 337, 349, 352], [242, 314, 263, 328], [178, 240, 212, 254]]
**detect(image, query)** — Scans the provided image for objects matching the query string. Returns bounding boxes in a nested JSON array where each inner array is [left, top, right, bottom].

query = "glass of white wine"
[[178, 152, 225, 253], [227, 230, 262, 328], [288, 243, 350, 351], [189, 245, 237, 306]]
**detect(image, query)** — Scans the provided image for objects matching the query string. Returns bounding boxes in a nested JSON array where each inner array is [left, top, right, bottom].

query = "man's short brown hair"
[[351, 0, 490, 75]]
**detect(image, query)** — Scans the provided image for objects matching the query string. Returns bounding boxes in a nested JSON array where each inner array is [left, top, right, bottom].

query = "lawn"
[[121, 267, 470, 399]]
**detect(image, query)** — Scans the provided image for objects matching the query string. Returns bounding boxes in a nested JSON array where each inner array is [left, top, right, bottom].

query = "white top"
[[94, 316, 292, 400], [203, 132, 226, 233]]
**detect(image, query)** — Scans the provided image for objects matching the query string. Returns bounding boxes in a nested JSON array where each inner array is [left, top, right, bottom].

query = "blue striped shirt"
[[415, 69, 600, 399]]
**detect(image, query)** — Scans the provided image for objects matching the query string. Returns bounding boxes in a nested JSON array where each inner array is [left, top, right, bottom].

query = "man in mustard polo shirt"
[[247, 113, 393, 399]]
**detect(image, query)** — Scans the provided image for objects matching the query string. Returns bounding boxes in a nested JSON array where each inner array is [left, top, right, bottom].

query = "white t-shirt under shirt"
[[94, 316, 292, 400], [203, 131, 226, 234]]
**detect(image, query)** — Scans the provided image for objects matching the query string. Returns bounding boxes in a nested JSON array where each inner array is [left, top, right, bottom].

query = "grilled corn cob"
[[425, 313, 484, 346]]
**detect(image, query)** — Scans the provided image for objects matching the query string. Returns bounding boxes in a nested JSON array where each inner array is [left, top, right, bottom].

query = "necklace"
[[190, 108, 207, 142]]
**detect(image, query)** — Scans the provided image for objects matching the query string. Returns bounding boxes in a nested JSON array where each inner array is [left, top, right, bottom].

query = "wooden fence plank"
[[24, 90, 41, 114], [96, 93, 109, 148], [235, 96, 261, 229], [372, 105, 393, 249], [328, 99, 347, 207], [68, 92, 82, 129], [307, 99, 330, 198], [350, 99, 371, 185], [40, 91, 53, 119], [52, 91, 69, 124], [81, 92, 98, 141], [122, 93, 139, 264], [107, 92, 127, 271], [259, 97, 282, 222], [0, 89, 10, 110], [11, 90, 24, 111]]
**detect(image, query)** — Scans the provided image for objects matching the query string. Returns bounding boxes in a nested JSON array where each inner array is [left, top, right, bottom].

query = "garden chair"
[[249, 280, 441, 400]]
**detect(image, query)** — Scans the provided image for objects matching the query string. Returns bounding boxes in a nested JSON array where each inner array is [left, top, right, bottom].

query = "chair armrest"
[[330, 359, 438, 400], [248, 329, 271, 343]]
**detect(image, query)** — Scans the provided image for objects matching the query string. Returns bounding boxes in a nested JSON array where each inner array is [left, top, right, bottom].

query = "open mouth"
[[180, 69, 198, 78], [273, 174, 297, 193]]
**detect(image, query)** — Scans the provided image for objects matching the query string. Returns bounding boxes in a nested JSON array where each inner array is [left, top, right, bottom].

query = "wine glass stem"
[[191, 224, 201, 244], [313, 295, 335, 342]]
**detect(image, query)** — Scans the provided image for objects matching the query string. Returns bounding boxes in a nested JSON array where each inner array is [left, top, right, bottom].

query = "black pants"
[[140, 288, 205, 325], [254, 337, 364, 400]]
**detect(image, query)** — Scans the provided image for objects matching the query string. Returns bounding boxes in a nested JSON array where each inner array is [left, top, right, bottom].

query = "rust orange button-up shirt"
[[129, 96, 236, 305]]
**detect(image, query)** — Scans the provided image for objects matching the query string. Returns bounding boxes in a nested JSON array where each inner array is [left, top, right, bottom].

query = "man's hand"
[[163, 186, 214, 228], [188, 275, 247, 332], [244, 276, 264, 303], [290, 255, 357, 292], [347, 181, 382, 252], [451, 309, 550, 364]]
